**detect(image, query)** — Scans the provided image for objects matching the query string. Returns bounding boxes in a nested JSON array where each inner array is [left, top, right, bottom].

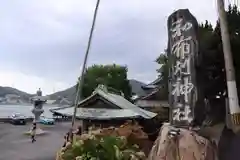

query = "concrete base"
[[24, 128, 48, 136]]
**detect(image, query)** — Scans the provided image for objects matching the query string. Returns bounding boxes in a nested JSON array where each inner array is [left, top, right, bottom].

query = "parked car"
[[39, 116, 55, 125], [9, 113, 27, 125]]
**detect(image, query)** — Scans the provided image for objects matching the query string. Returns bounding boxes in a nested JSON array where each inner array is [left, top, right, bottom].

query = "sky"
[[0, 0, 236, 95]]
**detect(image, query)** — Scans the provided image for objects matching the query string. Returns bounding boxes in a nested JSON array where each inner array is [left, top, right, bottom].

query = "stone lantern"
[[29, 88, 47, 135]]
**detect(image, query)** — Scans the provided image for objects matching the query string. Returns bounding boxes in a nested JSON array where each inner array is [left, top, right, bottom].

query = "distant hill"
[[47, 79, 147, 105], [0, 86, 32, 103], [47, 85, 77, 105]]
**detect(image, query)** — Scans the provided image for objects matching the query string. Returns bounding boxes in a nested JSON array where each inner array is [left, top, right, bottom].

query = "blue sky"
[[0, 0, 234, 95]]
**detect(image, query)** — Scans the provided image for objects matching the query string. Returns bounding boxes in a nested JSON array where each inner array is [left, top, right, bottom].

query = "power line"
[[71, 0, 101, 129]]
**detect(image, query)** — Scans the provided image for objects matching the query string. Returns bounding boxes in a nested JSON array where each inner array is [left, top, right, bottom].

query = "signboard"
[[167, 9, 199, 126]]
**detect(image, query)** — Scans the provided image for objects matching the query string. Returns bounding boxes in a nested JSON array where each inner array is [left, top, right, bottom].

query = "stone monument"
[[167, 9, 204, 127]]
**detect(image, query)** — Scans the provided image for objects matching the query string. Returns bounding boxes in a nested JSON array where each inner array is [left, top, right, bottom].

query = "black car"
[[9, 113, 27, 125]]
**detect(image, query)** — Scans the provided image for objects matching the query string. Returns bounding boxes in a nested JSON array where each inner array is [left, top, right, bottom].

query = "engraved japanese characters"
[[167, 9, 199, 126]]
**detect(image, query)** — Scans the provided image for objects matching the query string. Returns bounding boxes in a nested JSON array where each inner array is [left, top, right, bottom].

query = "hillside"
[[0, 86, 32, 103], [47, 79, 147, 104], [47, 85, 77, 104]]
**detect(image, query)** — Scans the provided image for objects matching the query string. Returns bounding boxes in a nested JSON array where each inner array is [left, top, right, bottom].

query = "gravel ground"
[[0, 122, 72, 160]]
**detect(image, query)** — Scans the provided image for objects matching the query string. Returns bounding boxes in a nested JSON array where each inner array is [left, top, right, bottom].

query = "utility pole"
[[71, 0, 100, 129], [217, 0, 240, 133]]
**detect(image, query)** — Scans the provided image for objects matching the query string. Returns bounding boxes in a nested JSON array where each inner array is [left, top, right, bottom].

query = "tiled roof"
[[50, 85, 157, 119], [142, 77, 162, 89], [140, 88, 160, 100], [92, 85, 156, 119]]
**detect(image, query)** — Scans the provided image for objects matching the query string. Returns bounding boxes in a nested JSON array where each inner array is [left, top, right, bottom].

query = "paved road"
[[218, 127, 240, 160], [0, 122, 72, 160]]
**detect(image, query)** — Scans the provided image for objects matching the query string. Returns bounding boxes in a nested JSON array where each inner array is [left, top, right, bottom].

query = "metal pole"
[[71, 0, 101, 129], [217, 0, 240, 133]]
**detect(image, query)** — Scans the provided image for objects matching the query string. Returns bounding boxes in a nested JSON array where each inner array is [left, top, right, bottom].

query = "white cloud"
[[0, 70, 72, 95], [0, 0, 231, 93]]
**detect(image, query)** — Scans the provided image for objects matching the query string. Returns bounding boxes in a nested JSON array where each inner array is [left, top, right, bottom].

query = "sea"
[[0, 104, 60, 118]]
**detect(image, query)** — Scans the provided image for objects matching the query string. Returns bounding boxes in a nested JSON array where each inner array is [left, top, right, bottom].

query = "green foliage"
[[199, 4, 240, 99], [61, 135, 145, 160], [76, 64, 132, 100], [155, 52, 169, 99]]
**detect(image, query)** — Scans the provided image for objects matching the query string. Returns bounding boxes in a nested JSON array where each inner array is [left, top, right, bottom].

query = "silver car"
[[9, 113, 27, 125]]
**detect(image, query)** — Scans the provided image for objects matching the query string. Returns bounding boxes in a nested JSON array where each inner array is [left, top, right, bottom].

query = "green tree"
[[195, 5, 240, 124], [77, 64, 132, 100], [199, 5, 240, 100], [155, 51, 169, 97], [197, 20, 226, 99]]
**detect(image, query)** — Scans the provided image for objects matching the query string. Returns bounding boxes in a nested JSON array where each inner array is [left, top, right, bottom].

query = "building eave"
[[51, 85, 157, 120], [141, 77, 162, 89]]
